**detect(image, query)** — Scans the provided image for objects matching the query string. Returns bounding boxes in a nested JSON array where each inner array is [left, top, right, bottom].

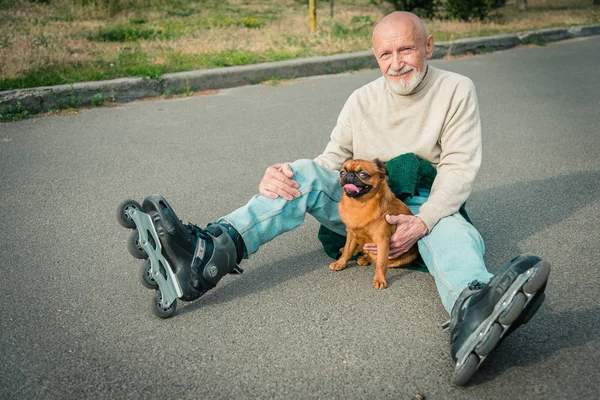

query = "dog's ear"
[[374, 158, 388, 176]]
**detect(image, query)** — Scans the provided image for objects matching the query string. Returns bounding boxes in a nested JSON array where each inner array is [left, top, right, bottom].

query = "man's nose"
[[392, 52, 404, 70]]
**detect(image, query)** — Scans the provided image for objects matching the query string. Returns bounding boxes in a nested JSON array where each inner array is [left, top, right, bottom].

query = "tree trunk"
[[330, 0, 334, 18], [594, 0, 600, 6], [516, 0, 527, 11]]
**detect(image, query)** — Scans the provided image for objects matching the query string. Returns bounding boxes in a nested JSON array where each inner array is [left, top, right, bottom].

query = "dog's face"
[[339, 159, 388, 198]]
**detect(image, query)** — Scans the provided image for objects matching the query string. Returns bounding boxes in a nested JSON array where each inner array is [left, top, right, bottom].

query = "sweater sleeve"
[[313, 92, 356, 170], [416, 78, 482, 231]]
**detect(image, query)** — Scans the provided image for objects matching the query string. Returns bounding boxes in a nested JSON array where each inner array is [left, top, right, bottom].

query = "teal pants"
[[222, 159, 493, 313]]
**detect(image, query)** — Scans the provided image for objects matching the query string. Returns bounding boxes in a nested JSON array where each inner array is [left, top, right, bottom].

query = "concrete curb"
[[2, 24, 599, 116]]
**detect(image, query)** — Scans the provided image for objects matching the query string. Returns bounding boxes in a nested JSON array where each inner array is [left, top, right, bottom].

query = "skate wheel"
[[498, 292, 526, 325], [127, 230, 147, 259], [474, 322, 503, 357], [117, 199, 142, 229], [152, 291, 177, 319], [522, 260, 550, 294], [140, 259, 158, 290], [451, 353, 479, 386]]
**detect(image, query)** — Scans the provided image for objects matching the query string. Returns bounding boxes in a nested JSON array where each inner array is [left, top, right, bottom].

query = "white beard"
[[386, 64, 426, 95]]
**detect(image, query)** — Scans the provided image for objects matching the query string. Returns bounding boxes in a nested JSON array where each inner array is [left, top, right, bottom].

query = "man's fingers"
[[259, 188, 279, 199], [386, 214, 410, 224], [270, 179, 301, 198], [364, 240, 410, 258], [266, 165, 300, 190], [279, 163, 295, 179], [259, 163, 301, 200], [389, 248, 405, 259], [259, 182, 296, 200], [363, 243, 377, 253]]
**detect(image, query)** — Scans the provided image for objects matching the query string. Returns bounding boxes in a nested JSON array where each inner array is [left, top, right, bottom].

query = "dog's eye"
[[340, 170, 347, 177], [358, 172, 370, 179]]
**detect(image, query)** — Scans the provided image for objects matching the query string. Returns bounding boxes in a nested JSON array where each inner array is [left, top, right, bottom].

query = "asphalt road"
[[1, 36, 599, 400]]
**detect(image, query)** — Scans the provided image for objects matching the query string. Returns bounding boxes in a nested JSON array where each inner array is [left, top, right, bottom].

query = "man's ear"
[[425, 35, 434, 59], [374, 158, 388, 176]]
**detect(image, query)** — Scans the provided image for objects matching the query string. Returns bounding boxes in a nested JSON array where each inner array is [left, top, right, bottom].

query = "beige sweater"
[[314, 66, 482, 231]]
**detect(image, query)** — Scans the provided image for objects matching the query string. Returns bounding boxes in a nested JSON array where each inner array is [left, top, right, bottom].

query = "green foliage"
[[385, 0, 437, 18], [350, 15, 374, 27], [197, 14, 265, 29], [91, 24, 162, 42], [0, 49, 163, 91], [167, 7, 195, 17], [0, 102, 29, 122], [330, 15, 374, 38], [238, 16, 263, 29], [491, 0, 507, 9], [331, 22, 349, 37], [129, 16, 148, 24], [0, 0, 17, 10], [445, 0, 499, 21], [90, 93, 105, 106]]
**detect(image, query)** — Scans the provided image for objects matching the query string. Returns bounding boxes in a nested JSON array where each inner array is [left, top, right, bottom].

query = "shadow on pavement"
[[470, 170, 600, 271], [466, 169, 600, 384], [176, 170, 600, 377], [470, 304, 600, 385], [175, 249, 327, 315]]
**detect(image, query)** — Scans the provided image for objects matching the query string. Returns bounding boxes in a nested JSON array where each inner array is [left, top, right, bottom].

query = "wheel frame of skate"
[[451, 260, 550, 385], [117, 199, 183, 318]]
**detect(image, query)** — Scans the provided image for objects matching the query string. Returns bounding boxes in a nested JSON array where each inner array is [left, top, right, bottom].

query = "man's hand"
[[363, 214, 428, 258], [258, 163, 301, 201]]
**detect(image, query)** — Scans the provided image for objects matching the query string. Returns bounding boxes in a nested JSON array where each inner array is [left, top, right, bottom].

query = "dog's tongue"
[[343, 184, 360, 193]]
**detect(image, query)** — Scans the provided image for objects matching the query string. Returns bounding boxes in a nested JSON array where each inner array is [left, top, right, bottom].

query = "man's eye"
[[358, 172, 369, 179], [402, 48, 413, 54]]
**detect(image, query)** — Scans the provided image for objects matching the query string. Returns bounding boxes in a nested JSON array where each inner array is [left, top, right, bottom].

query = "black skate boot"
[[123, 194, 245, 318], [446, 254, 550, 386]]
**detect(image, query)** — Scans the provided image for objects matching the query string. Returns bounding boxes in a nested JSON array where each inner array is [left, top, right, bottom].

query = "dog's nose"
[[346, 172, 356, 183]]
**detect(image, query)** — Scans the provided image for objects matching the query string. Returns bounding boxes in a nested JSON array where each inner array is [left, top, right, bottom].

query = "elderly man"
[[134, 12, 550, 385]]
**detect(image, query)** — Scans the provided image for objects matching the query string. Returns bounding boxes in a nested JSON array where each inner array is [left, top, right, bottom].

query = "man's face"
[[372, 23, 433, 95]]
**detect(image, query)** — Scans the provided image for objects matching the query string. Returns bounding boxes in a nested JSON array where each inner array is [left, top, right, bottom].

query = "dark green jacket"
[[317, 153, 471, 272]]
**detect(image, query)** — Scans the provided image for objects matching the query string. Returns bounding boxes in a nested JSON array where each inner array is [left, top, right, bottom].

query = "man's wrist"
[[415, 216, 429, 236]]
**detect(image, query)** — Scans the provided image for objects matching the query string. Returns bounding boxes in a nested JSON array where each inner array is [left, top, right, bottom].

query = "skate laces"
[[185, 223, 211, 240], [468, 280, 484, 290], [441, 281, 484, 331]]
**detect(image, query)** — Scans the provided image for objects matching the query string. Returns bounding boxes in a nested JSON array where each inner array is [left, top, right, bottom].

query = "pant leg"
[[405, 189, 493, 314], [220, 159, 345, 256]]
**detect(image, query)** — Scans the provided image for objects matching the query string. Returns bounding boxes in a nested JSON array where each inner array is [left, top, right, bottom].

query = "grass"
[[0, 101, 29, 121], [0, 0, 599, 91]]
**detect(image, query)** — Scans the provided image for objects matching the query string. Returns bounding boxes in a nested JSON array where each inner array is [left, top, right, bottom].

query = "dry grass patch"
[[0, 0, 599, 91]]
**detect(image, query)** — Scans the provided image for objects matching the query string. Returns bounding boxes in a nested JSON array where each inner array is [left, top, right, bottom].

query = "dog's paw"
[[329, 261, 347, 271], [357, 255, 371, 266], [372, 276, 388, 289]]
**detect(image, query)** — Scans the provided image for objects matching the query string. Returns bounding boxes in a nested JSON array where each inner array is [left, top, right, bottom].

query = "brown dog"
[[329, 159, 419, 289]]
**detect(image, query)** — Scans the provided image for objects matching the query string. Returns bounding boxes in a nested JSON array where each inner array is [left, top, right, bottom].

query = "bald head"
[[371, 12, 434, 95], [372, 12, 428, 48]]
